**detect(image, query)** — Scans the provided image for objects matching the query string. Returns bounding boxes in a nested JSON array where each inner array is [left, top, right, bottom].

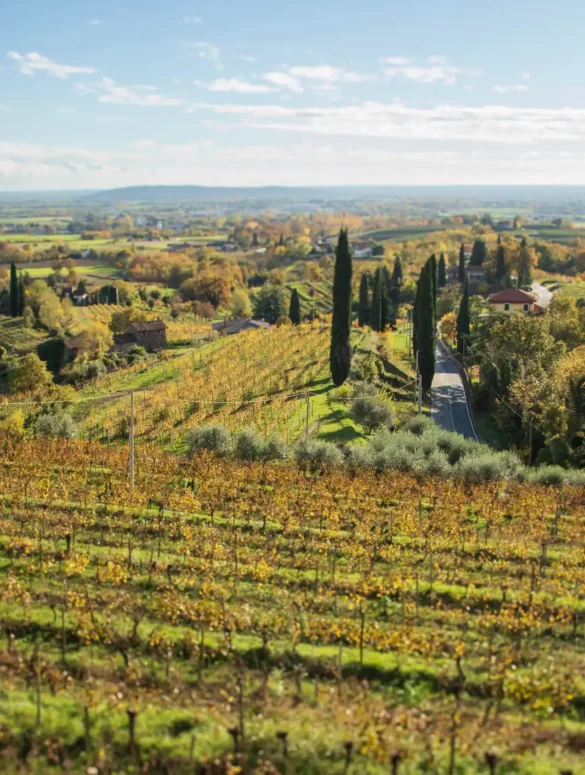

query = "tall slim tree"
[[329, 228, 353, 386], [469, 239, 488, 266], [416, 258, 436, 391], [9, 263, 18, 318], [457, 281, 470, 355], [17, 277, 25, 317], [429, 253, 437, 306], [289, 288, 301, 325], [458, 244, 466, 284], [438, 253, 447, 288], [371, 268, 382, 332], [391, 254, 403, 288], [495, 236, 507, 281], [358, 272, 370, 327], [517, 245, 533, 288], [382, 266, 396, 329]]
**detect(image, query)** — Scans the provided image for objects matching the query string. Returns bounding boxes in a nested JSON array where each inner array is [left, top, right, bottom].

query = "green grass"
[[557, 281, 585, 302], [0, 317, 47, 354]]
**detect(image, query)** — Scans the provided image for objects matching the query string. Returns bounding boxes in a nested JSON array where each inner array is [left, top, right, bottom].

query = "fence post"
[[305, 392, 310, 442], [129, 391, 135, 492]]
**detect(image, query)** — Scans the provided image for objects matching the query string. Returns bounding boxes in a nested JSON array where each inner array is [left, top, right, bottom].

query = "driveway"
[[531, 282, 553, 309], [431, 343, 478, 441]]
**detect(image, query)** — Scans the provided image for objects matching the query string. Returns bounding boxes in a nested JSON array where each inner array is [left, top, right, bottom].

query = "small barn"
[[113, 320, 168, 352]]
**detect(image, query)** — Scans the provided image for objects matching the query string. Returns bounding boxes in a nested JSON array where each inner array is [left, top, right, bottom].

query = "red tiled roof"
[[488, 289, 536, 304]]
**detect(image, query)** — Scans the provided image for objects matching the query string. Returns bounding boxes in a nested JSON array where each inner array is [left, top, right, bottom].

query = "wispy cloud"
[[263, 72, 303, 93], [7, 51, 96, 79], [183, 16, 202, 23], [381, 56, 478, 84], [97, 78, 183, 106], [194, 77, 276, 94], [493, 84, 528, 93], [193, 100, 585, 145], [88, 18, 102, 26], [187, 41, 222, 69], [240, 55, 257, 63]]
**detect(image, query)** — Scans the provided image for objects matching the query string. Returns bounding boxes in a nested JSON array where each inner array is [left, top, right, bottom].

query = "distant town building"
[[465, 266, 487, 287]]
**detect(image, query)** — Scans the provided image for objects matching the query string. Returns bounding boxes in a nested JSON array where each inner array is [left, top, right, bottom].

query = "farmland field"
[[0, 436, 584, 773]]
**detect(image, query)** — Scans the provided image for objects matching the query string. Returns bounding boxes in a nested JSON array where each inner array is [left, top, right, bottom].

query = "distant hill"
[[82, 185, 344, 204]]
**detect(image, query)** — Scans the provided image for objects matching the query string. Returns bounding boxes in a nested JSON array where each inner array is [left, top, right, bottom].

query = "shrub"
[[349, 382, 393, 433], [525, 465, 568, 486], [456, 452, 514, 483], [235, 429, 266, 461], [188, 425, 232, 457], [263, 434, 289, 461], [85, 360, 106, 380], [294, 439, 344, 471], [35, 413, 77, 439], [404, 415, 436, 436], [0, 409, 25, 438]]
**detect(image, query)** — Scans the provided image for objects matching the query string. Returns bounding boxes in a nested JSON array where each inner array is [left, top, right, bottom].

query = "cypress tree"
[[457, 281, 470, 355], [412, 269, 421, 357], [329, 228, 353, 386], [469, 239, 487, 266], [17, 277, 25, 316], [429, 254, 437, 306], [391, 255, 403, 288], [438, 253, 447, 288], [9, 263, 18, 318], [289, 288, 301, 325], [416, 258, 436, 392], [371, 268, 382, 332], [495, 237, 507, 280], [358, 273, 369, 327], [381, 266, 394, 330], [458, 244, 466, 284]]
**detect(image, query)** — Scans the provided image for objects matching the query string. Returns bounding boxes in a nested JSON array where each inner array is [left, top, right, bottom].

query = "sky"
[[2, 0, 585, 190]]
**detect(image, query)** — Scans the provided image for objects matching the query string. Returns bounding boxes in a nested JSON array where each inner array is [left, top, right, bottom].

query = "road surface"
[[531, 282, 553, 309], [431, 343, 478, 441]]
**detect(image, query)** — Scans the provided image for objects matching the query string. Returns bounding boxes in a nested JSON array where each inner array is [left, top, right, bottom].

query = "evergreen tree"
[[438, 253, 447, 288], [279, 233, 284, 247], [469, 239, 487, 266], [457, 281, 470, 355], [381, 266, 395, 329], [458, 244, 466, 283], [495, 237, 507, 280], [391, 254, 403, 288], [517, 245, 533, 288], [17, 277, 25, 316], [289, 288, 301, 325], [329, 228, 353, 386], [412, 269, 421, 357], [9, 263, 18, 318], [371, 268, 382, 333], [429, 253, 437, 306], [416, 258, 436, 392], [358, 273, 370, 327]]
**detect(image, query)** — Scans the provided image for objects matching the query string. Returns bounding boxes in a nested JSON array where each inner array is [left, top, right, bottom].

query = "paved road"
[[531, 282, 553, 309], [431, 344, 478, 441]]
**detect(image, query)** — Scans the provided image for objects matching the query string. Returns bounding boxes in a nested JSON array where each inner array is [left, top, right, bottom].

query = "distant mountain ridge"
[[82, 185, 344, 203]]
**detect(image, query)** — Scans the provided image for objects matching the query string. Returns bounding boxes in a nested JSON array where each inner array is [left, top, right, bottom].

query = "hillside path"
[[431, 342, 478, 441]]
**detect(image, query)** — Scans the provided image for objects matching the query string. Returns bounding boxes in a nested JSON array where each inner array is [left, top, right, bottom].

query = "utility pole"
[[129, 390, 135, 492], [305, 392, 311, 442]]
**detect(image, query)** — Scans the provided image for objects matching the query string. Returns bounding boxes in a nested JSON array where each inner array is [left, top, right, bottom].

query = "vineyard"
[[1, 435, 585, 773], [74, 324, 347, 446]]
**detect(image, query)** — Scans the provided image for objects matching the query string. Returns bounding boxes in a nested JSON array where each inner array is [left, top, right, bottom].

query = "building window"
[[504, 303, 510, 311], [523, 304, 529, 312]]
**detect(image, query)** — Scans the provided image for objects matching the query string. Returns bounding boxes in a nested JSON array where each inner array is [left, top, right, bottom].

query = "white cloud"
[[4, 139, 585, 188], [382, 57, 410, 66], [521, 71, 531, 80], [240, 55, 257, 63], [7, 51, 96, 79], [194, 100, 585, 144], [88, 18, 102, 26], [195, 77, 276, 93], [381, 56, 478, 85], [263, 71, 303, 92], [187, 41, 222, 69], [493, 84, 528, 93], [97, 78, 183, 106], [183, 16, 202, 23], [288, 65, 370, 84]]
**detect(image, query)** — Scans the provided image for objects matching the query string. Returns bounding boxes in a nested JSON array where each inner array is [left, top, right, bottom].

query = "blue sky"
[[1, 0, 585, 189]]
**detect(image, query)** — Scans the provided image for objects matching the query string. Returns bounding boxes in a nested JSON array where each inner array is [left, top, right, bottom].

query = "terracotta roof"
[[488, 289, 536, 304], [126, 319, 167, 333]]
